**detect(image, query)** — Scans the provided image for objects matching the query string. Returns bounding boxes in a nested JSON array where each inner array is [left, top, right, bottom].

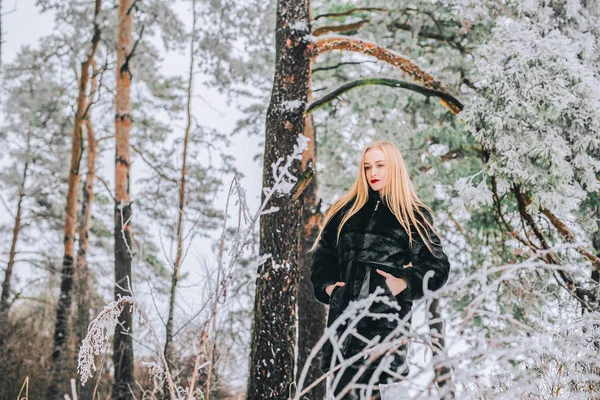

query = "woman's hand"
[[326, 282, 345, 296], [376, 269, 407, 296]]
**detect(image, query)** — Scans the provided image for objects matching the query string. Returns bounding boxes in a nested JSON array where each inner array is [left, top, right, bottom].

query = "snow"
[[280, 99, 304, 111], [287, 20, 308, 32]]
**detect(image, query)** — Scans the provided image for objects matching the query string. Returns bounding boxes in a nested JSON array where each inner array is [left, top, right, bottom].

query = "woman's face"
[[364, 148, 386, 193]]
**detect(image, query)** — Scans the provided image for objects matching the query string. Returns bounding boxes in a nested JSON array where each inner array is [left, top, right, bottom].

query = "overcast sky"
[[3, 0, 264, 202], [3, 2, 265, 243]]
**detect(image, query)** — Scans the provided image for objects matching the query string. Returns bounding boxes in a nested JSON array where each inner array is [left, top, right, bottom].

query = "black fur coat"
[[310, 185, 451, 385]]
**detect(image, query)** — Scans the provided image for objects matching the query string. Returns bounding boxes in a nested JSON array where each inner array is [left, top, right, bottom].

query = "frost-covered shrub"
[[77, 296, 136, 386], [458, 0, 600, 218]]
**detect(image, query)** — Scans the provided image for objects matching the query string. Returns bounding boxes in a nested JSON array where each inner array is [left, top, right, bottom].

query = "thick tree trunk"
[[113, 1, 135, 398], [246, 0, 313, 398], [74, 66, 99, 398], [163, 1, 196, 393], [296, 80, 327, 399], [48, 3, 101, 397]]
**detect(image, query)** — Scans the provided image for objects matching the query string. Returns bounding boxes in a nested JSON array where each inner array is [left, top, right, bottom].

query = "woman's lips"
[[371, 179, 380, 183]]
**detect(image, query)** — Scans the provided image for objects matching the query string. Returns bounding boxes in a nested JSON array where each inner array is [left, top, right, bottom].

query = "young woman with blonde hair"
[[309, 140, 451, 399]]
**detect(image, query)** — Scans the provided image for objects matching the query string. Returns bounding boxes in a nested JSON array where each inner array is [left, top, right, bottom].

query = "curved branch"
[[314, 35, 461, 113], [95, 175, 116, 202], [540, 206, 600, 271], [513, 184, 597, 310], [316, 36, 442, 90], [306, 78, 463, 115], [312, 60, 377, 73], [131, 144, 177, 183], [518, 188, 600, 270], [312, 19, 370, 36], [314, 7, 390, 21]]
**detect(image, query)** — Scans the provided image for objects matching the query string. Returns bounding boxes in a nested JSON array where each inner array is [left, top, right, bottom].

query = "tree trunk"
[[113, 1, 135, 398], [296, 79, 327, 399], [585, 191, 600, 391], [163, 0, 197, 393], [430, 298, 455, 399], [246, 0, 313, 398], [74, 62, 99, 399], [0, 128, 31, 399], [48, 2, 102, 396], [0, 133, 30, 336]]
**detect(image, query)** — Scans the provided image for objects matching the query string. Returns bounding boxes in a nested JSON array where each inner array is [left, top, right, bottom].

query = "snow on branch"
[[296, 243, 600, 399], [261, 133, 310, 205], [77, 296, 136, 386]]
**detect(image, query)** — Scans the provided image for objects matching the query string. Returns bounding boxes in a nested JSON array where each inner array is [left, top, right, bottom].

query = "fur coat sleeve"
[[393, 207, 450, 302], [310, 211, 342, 305]]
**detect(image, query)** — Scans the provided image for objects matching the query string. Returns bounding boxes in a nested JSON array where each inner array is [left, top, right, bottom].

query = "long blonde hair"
[[309, 140, 441, 254]]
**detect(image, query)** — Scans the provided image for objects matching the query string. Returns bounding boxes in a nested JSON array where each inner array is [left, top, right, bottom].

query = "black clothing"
[[310, 186, 451, 389], [333, 366, 382, 399]]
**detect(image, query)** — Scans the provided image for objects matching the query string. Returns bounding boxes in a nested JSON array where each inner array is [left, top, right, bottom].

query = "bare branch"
[[540, 203, 600, 271], [389, 20, 467, 53], [313, 35, 461, 113], [312, 60, 378, 73], [131, 144, 177, 183], [307, 77, 463, 115], [314, 7, 390, 21], [95, 175, 116, 202], [312, 19, 371, 36]]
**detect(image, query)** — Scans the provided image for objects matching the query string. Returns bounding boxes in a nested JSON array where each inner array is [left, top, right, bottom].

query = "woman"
[[309, 140, 451, 399]]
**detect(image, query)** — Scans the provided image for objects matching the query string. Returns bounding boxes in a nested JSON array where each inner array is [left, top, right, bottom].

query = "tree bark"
[[113, 1, 135, 399], [246, 0, 313, 398], [296, 77, 327, 399], [163, 0, 197, 393], [48, 2, 102, 397]]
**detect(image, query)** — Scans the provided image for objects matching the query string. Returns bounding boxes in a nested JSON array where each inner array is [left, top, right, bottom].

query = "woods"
[[0, 0, 599, 399]]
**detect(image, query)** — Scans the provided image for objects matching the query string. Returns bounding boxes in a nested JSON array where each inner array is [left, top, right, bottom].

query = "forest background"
[[0, 0, 599, 399]]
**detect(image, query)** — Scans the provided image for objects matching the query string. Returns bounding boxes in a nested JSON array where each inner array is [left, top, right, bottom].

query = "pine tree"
[[246, 0, 313, 397], [113, 1, 135, 398]]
